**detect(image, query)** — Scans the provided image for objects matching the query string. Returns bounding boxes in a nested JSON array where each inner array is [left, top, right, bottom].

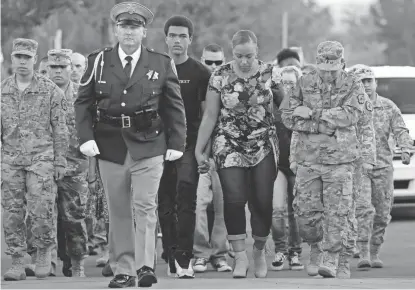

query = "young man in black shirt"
[[158, 15, 211, 279]]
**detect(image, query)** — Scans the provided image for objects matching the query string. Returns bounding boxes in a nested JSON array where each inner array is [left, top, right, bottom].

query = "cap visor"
[[117, 19, 142, 26], [12, 51, 35, 57], [48, 61, 70, 66]]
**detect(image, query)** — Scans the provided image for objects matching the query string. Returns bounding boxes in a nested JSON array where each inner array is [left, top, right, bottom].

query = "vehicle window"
[[376, 78, 415, 114]]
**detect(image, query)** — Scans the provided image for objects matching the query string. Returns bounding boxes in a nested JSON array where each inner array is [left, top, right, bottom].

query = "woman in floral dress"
[[195, 30, 281, 279]]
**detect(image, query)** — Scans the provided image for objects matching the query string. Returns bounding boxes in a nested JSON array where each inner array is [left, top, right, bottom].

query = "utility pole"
[[54, 29, 62, 49], [282, 11, 288, 49]]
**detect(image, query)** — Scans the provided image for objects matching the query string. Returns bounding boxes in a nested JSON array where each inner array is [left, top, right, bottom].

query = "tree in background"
[[370, 0, 415, 66], [3, 0, 413, 72]]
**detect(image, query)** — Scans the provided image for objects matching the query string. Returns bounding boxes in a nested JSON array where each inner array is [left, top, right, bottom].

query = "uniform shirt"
[[289, 87, 376, 166], [63, 81, 88, 176], [281, 69, 365, 165], [372, 94, 413, 168], [1, 72, 69, 167], [118, 45, 141, 77], [175, 57, 211, 144]]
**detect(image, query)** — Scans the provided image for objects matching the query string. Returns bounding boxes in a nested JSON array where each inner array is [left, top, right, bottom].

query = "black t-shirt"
[[176, 57, 211, 144]]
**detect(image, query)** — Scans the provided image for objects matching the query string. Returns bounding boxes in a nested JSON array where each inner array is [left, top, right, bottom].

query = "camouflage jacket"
[[64, 81, 88, 176], [372, 95, 413, 168], [1, 73, 69, 167], [289, 93, 376, 166], [281, 69, 365, 165]]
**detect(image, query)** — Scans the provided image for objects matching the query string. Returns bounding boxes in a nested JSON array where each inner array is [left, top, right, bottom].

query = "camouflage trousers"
[[293, 163, 354, 254], [55, 173, 89, 259], [85, 167, 108, 248], [1, 163, 57, 256], [356, 166, 394, 246]]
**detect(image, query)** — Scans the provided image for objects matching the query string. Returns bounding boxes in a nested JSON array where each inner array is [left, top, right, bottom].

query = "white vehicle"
[[371, 66, 415, 205]]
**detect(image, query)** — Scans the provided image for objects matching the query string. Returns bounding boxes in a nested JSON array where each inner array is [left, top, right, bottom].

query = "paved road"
[[1, 205, 414, 289]]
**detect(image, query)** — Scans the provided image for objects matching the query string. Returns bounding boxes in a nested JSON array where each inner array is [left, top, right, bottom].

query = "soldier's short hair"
[[39, 56, 48, 63], [276, 48, 300, 66], [164, 15, 194, 37], [203, 43, 223, 53]]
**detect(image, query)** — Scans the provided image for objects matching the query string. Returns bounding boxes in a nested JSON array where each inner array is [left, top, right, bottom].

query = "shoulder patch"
[[358, 94, 365, 104]]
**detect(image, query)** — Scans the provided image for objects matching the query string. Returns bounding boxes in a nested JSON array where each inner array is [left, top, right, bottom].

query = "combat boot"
[[71, 256, 86, 277], [357, 242, 371, 269], [370, 244, 384, 268], [35, 247, 52, 279], [318, 252, 338, 278], [307, 242, 323, 276], [25, 252, 36, 277], [336, 255, 351, 279], [4, 254, 26, 281]]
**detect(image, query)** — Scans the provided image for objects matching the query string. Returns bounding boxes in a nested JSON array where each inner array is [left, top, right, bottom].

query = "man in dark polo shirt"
[[158, 15, 211, 279]]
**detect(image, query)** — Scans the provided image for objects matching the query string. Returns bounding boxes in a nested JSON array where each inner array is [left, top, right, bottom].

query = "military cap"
[[110, 2, 154, 26], [11, 38, 38, 57], [47, 49, 73, 66], [316, 40, 344, 71], [348, 64, 375, 81]]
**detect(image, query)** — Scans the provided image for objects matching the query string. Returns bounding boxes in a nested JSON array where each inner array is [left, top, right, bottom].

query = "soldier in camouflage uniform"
[[347, 64, 413, 269], [86, 156, 110, 268], [46, 49, 89, 277], [281, 41, 367, 278], [1, 38, 69, 281], [287, 62, 377, 278]]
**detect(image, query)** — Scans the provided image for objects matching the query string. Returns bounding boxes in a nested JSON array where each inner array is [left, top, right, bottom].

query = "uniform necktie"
[[124, 56, 133, 77]]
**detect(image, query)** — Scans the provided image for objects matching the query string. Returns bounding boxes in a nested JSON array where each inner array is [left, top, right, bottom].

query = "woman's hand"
[[195, 150, 210, 174]]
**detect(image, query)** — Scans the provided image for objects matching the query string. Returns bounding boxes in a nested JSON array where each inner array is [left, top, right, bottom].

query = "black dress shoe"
[[136, 266, 157, 288], [108, 274, 136, 288]]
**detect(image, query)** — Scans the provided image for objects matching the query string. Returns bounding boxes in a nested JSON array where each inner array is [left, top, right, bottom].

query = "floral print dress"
[[208, 61, 281, 169]]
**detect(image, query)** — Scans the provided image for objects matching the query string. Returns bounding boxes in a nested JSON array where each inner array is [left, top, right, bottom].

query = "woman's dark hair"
[[164, 15, 194, 37], [276, 48, 300, 65], [231, 30, 257, 48]]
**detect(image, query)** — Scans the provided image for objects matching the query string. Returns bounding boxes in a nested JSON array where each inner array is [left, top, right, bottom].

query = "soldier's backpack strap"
[[79, 47, 112, 87]]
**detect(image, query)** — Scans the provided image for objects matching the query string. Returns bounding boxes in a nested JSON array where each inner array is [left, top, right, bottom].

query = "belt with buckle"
[[99, 114, 133, 128]]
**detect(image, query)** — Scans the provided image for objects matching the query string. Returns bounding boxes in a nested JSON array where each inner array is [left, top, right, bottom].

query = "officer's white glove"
[[80, 140, 100, 157], [165, 149, 183, 161]]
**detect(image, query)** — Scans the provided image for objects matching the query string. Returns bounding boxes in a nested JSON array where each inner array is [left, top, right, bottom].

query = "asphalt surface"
[[1, 205, 414, 289]]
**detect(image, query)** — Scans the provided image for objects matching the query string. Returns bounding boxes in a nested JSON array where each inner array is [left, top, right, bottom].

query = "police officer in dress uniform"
[[74, 2, 186, 288]]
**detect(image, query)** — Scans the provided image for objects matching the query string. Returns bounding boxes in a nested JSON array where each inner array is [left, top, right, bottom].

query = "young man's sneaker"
[[288, 252, 304, 270], [193, 258, 208, 273], [270, 252, 286, 271], [174, 260, 195, 279], [211, 259, 232, 272]]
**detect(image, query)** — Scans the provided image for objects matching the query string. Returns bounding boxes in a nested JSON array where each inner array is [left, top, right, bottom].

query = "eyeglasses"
[[204, 60, 223, 66]]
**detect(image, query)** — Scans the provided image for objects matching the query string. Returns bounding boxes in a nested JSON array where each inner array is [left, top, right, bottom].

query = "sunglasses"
[[49, 65, 69, 69], [204, 60, 223, 66]]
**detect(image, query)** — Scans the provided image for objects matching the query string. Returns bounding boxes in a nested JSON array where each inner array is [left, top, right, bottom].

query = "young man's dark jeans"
[[158, 145, 199, 268], [271, 167, 302, 256]]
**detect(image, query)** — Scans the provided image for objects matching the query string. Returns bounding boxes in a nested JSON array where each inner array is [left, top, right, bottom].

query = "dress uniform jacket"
[[75, 44, 186, 165]]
